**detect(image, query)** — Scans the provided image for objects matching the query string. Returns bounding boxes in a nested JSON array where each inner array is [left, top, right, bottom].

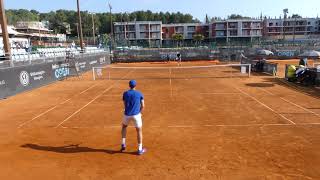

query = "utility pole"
[[38, 22, 42, 45], [293, 17, 296, 45], [283, 9, 288, 42], [0, 0, 11, 60], [91, 13, 96, 45], [77, 0, 84, 51], [108, 2, 113, 50], [75, 23, 80, 44]]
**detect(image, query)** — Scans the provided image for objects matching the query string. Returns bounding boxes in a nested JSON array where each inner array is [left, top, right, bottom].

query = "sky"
[[5, 0, 320, 21]]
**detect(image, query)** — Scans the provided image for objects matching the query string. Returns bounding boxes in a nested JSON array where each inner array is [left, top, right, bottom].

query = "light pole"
[[108, 2, 113, 50], [75, 23, 80, 44], [90, 12, 96, 45], [77, 0, 84, 51], [0, 0, 11, 60], [38, 22, 42, 45], [293, 17, 297, 45], [283, 9, 288, 41]]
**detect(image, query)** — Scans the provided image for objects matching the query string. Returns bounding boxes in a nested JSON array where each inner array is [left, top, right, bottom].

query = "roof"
[[0, 26, 29, 37], [114, 21, 162, 25]]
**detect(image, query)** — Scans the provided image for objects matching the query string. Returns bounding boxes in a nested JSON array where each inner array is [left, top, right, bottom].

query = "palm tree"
[[172, 33, 184, 47], [193, 34, 205, 46]]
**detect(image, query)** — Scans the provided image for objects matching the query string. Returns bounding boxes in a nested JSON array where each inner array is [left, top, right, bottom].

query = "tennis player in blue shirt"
[[121, 80, 146, 155]]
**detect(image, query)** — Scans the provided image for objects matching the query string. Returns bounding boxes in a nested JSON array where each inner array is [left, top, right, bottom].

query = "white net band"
[[92, 64, 251, 80]]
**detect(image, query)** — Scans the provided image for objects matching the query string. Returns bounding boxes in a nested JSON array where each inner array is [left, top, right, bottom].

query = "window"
[[150, 25, 160, 31], [128, 25, 135, 31], [229, 22, 237, 28], [128, 33, 136, 39], [187, 26, 196, 31], [175, 26, 184, 33], [187, 33, 194, 39], [269, 23, 273, 26], [216, 31, 225, 37], [229, 30, 238, 36], [216, 24, 225, 29], [308, 22, 311, 25], [242, 30, 250, 35]]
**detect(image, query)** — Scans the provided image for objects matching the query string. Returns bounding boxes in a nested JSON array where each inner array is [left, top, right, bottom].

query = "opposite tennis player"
[[121, 80, 146, 155]]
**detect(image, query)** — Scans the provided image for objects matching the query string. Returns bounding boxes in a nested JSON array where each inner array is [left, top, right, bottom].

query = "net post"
[[92, 67, 96, 81], [248, 64, 251, 77]]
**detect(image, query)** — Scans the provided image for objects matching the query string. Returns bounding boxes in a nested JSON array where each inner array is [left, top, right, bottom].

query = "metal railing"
[[0, 48, 109, 69]]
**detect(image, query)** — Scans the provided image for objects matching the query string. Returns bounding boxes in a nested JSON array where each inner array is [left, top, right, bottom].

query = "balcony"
[[139, 28, 150, 32], [215, 27, 226, 31], [187, 26, 196, 32]]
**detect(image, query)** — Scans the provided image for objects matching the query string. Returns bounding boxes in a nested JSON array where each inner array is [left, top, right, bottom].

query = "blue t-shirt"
[[123, 90, 144, 116]]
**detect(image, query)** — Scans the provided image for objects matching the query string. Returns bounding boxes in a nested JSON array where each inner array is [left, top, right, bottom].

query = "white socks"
[[138, 144, 143, 151]]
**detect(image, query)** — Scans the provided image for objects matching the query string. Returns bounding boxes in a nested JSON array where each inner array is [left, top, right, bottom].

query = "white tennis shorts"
[[123, 113, 143, 128]]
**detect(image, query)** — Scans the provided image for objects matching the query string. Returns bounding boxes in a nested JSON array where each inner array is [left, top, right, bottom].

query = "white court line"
[[214, 124, 293, 127], [235, 87, 296, 125], [79, 84, 98, 95], [169, 68, 173, 97], [18, 105, 59, 128], [200, 92, 241, 95], [168, 125, 193, 128], [258, 87, 320, 118], [55, 70, 135, 128], [18, 84, 98, 128], [59, 123, 320, 129]]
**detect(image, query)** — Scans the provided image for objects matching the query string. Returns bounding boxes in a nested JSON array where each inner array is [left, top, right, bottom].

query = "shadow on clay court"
[[21, 144, 138, 156], [262, 78, 320, 99], [245, 83, 274, 88]]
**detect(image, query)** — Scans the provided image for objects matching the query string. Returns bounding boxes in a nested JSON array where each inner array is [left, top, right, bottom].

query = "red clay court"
[[0, 61, 320, 179]]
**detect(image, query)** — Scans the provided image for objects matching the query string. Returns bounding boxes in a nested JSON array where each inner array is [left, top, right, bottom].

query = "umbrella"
[[298, 50, 320, 58], [257, 49, 274, 56]]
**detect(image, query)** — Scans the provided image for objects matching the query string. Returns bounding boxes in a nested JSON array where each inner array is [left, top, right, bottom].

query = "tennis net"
[[92, 64, 251, 80]]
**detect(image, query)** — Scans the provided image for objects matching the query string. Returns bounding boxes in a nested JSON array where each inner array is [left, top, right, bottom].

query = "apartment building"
[[263, 18, 320, 40], [114, 21, 162, 47], [162, 23, 209, 46], [114, 17, 320, 46], [162, 23, 209, 40], [210, 19, 263, 42]]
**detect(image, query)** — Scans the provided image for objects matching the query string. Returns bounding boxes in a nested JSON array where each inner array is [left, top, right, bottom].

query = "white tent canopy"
[[299, 50, 320, 58], [257, 49, 274, 56]]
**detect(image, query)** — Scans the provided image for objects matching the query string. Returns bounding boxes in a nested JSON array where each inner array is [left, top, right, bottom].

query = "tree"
[[172, 33, 184, 47], [193, 34, 205, 46], [5, 9, 199, 38], [291, 14, 302, 18], [101, 33, 111, 46], [228, 14, 251, 19]]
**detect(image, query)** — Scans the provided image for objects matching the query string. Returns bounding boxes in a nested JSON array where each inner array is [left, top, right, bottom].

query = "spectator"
[[299, 58, 308, 66]]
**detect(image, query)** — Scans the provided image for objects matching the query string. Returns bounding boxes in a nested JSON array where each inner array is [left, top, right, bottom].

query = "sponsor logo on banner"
[[55, 68, 70, 79], [0, 80, 5, 86], [89, 60, 98, 65], [30, 71, 46, 81], [20, 71, 30, 86], [99, 57, 106, 64], [186, 52, 198, 57], [52, 63, 69, 70], [52, 63, 70, 79], [77, 62, 87, 69], [276, 51, 296, 57]]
